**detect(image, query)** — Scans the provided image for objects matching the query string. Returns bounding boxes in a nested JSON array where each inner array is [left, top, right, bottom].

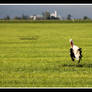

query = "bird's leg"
[[78, 59, 80, 64]]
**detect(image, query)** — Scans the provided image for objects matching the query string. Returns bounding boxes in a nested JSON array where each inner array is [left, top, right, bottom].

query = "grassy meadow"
[[0, 23, 92, 87]]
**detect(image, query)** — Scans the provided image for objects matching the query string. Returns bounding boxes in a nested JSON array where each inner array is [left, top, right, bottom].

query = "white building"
[[50, 11, 57, 18], [30, 15, 37, 20]]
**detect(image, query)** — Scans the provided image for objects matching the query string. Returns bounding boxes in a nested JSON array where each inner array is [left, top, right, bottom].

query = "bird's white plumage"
[[69, 39, 80, 60], [73, 45, 80, 60]]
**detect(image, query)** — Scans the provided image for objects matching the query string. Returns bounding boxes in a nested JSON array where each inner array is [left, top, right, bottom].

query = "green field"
[[0, 23, 92, 87]]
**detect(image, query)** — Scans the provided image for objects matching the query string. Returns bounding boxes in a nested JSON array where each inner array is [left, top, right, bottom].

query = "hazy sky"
[[0, 5, 92, 19]]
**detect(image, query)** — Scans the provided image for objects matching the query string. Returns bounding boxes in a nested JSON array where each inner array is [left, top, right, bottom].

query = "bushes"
[[0, 19, 92, 23]]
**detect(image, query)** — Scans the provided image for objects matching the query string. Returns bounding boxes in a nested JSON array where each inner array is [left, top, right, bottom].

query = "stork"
[[69, 39, 82, 63]]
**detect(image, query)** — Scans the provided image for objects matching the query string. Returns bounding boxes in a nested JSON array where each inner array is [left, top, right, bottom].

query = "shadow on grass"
[[62, 63, 92, 68], [62, 64, 83, 67], [19, 35, 39, 40]]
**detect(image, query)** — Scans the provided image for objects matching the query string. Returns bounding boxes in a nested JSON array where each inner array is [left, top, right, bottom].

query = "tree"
[[21, 14, 29, 20], [14, 16, 21, 20], [83, 16, 89, 20], [42, 11, 50, 20], [67, 14, 72, 20], [4, 15, 10, 20], [50, 16, 60, 20]]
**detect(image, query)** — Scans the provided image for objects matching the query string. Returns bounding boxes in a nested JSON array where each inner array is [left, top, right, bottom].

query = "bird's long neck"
[[70, 41, 73, 48]]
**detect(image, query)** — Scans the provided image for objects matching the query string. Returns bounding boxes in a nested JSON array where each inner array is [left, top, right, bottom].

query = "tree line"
[[0, 11, 91, 20]]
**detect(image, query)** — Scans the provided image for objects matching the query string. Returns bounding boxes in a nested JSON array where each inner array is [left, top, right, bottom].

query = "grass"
[[0, 23, 92, 87]]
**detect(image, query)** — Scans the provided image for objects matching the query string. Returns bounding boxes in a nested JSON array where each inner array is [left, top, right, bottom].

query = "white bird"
[[69, 39, 82, 63]]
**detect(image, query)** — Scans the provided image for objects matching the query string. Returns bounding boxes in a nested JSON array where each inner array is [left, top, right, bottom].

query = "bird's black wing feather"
[[78, 48, 82, 59], [70, 48, 75, 61], [78, 48, 82, 63]]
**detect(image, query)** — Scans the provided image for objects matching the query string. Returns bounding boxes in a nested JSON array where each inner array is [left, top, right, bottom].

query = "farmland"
[[0, 23, 92, 87]]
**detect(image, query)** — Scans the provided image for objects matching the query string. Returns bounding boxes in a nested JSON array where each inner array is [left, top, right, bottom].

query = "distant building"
[[33, 16, 36, 20], [30, 10, 60, 20], [50, 10, 60, 20], [30, 15, 37, 20], [50, 10, 57, 18]]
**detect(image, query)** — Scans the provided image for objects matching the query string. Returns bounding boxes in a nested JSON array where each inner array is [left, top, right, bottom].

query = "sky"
[[0, 4, 92, 19]]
